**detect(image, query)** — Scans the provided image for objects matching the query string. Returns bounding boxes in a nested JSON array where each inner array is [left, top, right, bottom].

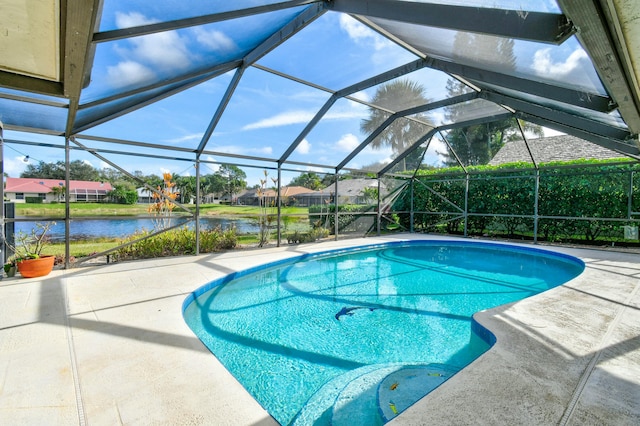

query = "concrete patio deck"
[[0, 235, 638, 425]]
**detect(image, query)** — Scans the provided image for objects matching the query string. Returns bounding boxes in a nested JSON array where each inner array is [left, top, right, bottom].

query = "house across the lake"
[[4, 177, 113, 203]]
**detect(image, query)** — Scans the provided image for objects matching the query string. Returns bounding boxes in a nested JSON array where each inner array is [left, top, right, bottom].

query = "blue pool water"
[[183, 241, 584, 425]]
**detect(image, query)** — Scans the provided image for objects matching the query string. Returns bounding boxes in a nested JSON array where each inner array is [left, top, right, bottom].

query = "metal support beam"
[[481, 90, 630, 140], [277, 167, 282, 247], [337, 93, 481, 171], [0, 121, 4, 263], [334, 174, 339, 240], [79, 61, 240, 110], [65, 138, 71, 268], [337, 114, 397, 170], [516, 118, 538, 169], [378, 112, 513, 175], [196, 67, 246, 154], [279, 58, 434, 164], [73, 65, 238, 134], [70, 138, 194, 214], [426, 57, 613, 113], [376, 178, 381, 236], [279, 94, 338, 164], [63, 0, 103, 136], [195, 160, 201, 255], [244, 3, 327, 65], [558, 0, 640, 134], [463, 174, 469, 237], [93, 0, 325, 43], [331, 0, 574, 44]]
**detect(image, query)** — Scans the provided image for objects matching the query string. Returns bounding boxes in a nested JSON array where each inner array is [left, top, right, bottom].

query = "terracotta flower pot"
[[17, 256, 55, 278]]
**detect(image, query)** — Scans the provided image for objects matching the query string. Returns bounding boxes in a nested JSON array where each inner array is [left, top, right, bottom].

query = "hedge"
[[392, 159, 640, 243], [112, 226, 237, 261]]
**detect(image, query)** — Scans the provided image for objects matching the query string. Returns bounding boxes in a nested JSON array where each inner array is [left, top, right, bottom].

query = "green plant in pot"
[[3, 262, 16, 277], [8, 222, 56, 278]]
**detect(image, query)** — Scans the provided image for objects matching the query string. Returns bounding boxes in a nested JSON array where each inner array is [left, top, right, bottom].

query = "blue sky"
[[2, 1, 605, 186]]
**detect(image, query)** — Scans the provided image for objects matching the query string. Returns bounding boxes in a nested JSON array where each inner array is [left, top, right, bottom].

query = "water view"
[[13, 217, 260, 242]]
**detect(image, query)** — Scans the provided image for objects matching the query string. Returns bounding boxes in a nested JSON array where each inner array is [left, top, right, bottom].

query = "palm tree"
[[50, 185, 65, 202], [360, 79, 433, 171]]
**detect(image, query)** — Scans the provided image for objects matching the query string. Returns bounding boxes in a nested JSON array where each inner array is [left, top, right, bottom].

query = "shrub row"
[[393, 160, 640, 243], [112, 226, 237, 261], [286, 228, 330, 244]]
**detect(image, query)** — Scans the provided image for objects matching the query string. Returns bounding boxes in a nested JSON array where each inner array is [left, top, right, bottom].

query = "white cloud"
[[532, 48, 589, 78], [164, 133, 204, 144], [107, 61, 156, 88], [107, 12, 192, 88], [243, 100, 367, 131], [127, 32, 191, 71], [350, 90, 371, 103], [339, 14, 391, 50], [243, 110, 314, 130], [336, 134, 360, 152], [295, 139, 311, 154], [428, 110, 446, 127], [4, 156, 28, 177], [115, 11, 156, 28], [193, 27, 237, 53]]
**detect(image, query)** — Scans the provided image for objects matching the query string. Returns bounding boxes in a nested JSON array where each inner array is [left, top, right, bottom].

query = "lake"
[[12, 217, 260, 242]]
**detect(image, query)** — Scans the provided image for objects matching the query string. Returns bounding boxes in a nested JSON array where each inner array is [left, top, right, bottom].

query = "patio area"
[[0, 235, 638, 425]]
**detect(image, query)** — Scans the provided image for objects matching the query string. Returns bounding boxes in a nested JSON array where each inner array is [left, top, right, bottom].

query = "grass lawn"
[[49, 240, 122, 258], [14, 202, 309, 218]]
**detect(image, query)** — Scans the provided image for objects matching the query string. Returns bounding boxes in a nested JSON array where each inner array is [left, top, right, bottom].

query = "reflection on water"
[[13, 217, 260, 242]]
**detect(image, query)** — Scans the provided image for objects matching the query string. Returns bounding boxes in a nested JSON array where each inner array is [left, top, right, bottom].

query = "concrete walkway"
[[0, 235, 638, 425]]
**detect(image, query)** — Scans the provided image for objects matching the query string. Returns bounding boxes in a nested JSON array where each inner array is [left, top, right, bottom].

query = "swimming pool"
[[183, 240, 584, 425]]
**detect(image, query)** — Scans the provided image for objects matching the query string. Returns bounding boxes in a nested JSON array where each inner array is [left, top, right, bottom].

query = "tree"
[[21, 160, 100, 181], [218, 165, 246, 203], [442, 33, 543, 166], [50, 185, 65, 202], [200, 173, 228, 202], [21, 161, 65, 179], [131, 171, 163, 189], [360, 186, 378, 204], [175, 175, 197, 204], [98, 167, 126, 184], [360, 79, 433, 171], [107, 182, 138, 204], [289, 172, 323, 190]]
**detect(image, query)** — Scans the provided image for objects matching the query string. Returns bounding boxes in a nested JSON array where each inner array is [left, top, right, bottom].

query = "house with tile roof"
[[315, 179, 388, 205], [4, 177, 113, 203], [489, 134, 627, 165], [237, 186, 315, 206]]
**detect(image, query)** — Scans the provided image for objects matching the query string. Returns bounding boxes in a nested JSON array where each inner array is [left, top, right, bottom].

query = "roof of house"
[[238, 186, 316, 198], [5, 177, 113, 194], [318, 179, 383, 195], [489, 135, 627, 166]]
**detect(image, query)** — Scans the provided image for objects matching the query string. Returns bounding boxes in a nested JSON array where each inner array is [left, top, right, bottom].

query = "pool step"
[[291, 363, 460, 425], [377, 364, 460, 422], [330, 366, 397, 425], [291, 364, 401, 426]]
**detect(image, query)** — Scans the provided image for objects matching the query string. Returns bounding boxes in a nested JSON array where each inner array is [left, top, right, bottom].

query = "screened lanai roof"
[[0, 0, 639, 176]]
